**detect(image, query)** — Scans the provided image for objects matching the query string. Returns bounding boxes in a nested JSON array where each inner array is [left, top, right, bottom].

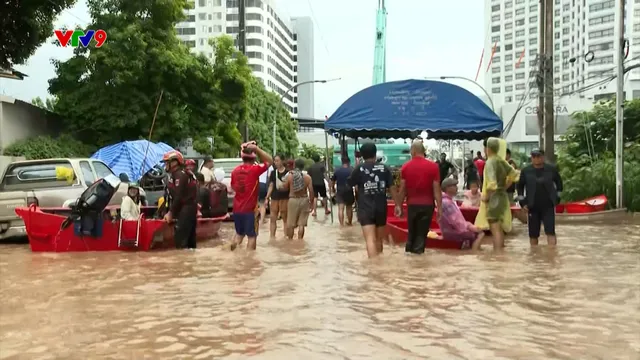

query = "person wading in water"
[[162, 150, 199, 250], [283, 159, 315, 240], [348, 143, 398, 258], [517, 149, 563, 246], [396, 141, 441, 254], [265, 154, 290, 240], [331, 157, 355, 226], [230, 142, 273, 251], [308, 155, 331, 216]]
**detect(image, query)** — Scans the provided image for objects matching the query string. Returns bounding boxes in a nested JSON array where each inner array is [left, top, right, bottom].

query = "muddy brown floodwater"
[[0, 217, 639, 360]]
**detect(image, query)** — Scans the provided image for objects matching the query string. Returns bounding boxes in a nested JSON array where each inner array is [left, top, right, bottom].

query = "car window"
[[0, 161, 79, 191], [216, 161, 243, 177], [79, 161, 96, 185], [92, 161, 114, 179]]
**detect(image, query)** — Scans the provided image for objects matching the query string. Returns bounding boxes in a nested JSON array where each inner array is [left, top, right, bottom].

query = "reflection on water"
[[1, 219, 639, 359]]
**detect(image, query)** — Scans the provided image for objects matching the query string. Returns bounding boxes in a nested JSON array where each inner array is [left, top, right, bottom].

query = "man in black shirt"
[[437, 153, 457, 181], [308, 155, 330, 216], [517, 149, 563, 246], [348, 143, 398, 258]]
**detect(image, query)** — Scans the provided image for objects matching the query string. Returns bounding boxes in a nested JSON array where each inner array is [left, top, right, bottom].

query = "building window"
[[492, 87, 501, 94], [492, 25, 501, 32], [516, 83, 525, 90], [530, 15, 538, 23], [505, 12, 513, 19], [515, 40, 525, 47], [505, 33, 513, 40], [515, 29, 525, 37], [516, 19, 525, 26], [505, 75, 513, 81], [530, 4, 538, 12], [492, 77, 501, 84], [515, 8, 524, 16], [505, 43, 513, 50], [530, 37, 538, 45], [491, 35, 500, 42], [176, 27, 196, 35], [589, 28, 614, 39], [492, 66, 500, 73], [492, 14, 500, 22], [505, 23, 513, 30], [491, 4, 500, 11], [530, 26, 537, 34], [505, 96, 513, 102], [589, 0, 614, 12]]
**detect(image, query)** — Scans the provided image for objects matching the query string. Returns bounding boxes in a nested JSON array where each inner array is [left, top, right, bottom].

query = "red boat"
[[560, 194, 608, 214], [386, 218, 474, 250], [15, 206, 227, 252], [386, 202, 520, 225]]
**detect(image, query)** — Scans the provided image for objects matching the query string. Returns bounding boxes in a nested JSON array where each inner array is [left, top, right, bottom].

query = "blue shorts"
[[233, 212, 258, 237], [258, 182, 268, 201]]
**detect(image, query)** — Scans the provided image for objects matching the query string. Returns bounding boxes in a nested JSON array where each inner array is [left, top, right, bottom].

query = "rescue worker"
[[161, 150, 199, 249], [185, 159, 198, 181]]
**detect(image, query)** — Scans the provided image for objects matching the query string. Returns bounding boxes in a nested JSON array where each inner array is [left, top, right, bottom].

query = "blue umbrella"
[[91, 140, 174, 181]]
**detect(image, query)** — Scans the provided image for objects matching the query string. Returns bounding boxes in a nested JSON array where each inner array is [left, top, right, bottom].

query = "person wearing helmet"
[[230, 141, 273, 251], [161, 150, 199, 249], [121, 182, 142, 220]]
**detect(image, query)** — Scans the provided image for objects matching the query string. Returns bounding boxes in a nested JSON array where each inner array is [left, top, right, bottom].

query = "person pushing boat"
[[162, 150, 199, 249]]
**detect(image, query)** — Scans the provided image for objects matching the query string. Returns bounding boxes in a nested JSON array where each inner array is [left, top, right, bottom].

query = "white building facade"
[[483, 0, 640, 150], [484, 0, 640, 106], [176, 0, 315, 116]]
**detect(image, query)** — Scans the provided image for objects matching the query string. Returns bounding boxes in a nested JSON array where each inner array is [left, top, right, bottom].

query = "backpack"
[[208, 181, 229, 217]]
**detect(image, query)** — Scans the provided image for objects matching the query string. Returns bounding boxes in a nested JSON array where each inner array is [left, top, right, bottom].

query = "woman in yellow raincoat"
[[473, 137, 517, 250]]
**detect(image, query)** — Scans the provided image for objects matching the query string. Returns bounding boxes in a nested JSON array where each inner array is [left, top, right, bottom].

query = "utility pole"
[[238, 0, 248, 142], [536, 0, 546, 151], [615, 0, 625, 208], [543, 0, 555, 163]]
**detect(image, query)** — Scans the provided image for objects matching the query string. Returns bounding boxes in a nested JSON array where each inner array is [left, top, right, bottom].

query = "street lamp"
[[273, 78, 341, 155], [435, 76, 495, 112]]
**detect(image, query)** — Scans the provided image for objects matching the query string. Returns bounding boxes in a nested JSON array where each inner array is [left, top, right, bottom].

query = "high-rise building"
[[484, 0, 640, 106], [176, 0, 315, 116], [484, 0, 640, 152]]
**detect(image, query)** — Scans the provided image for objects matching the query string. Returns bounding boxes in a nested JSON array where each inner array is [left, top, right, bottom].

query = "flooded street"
[[1, 216, 639, 359]]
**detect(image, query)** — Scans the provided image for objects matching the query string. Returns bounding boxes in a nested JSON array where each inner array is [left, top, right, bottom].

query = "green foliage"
[[42, 0, 298, 159], [31, 96, 58, 112], [1, 0, 76, 68], [2, 135, 96, 160], [558, 99, 640, 211], [298, 143, 333, 171]]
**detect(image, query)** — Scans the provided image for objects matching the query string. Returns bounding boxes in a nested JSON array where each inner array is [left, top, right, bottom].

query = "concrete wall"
[[291, 16, 315, 118], [0, 156, 26, 178], [0, 95, 62, 153]]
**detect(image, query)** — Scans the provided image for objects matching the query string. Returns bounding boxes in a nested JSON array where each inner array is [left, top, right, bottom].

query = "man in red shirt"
[[230, 142, 273, 250], [474, 150, 486, 185], [396, 141, 442, 254]]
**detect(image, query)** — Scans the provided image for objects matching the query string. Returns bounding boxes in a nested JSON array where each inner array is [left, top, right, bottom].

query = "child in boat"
[[462, 181, 482, 207], [121, 183, 142, 220], [439, 178, 485, 250]]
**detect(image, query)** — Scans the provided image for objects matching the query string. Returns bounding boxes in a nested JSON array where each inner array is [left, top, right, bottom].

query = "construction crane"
[[372, 0, 387, 85]]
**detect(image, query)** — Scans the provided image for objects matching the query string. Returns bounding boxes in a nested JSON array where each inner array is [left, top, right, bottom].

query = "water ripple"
[[0, 218, 639, 359]]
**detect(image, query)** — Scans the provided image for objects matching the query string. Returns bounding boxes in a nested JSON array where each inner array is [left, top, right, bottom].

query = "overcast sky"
[[1, 0, 487, 118]]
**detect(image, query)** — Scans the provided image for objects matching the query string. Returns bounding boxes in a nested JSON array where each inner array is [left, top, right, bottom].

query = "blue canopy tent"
[[91, 140, 174, 181], [324, 79, 502, 140]]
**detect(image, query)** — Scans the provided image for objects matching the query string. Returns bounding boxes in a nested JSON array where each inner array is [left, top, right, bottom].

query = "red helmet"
[[162, 150, 184, 165], [185, 159, 196, 167]]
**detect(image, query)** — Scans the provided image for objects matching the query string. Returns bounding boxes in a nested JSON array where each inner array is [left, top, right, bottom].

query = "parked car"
[[0, 158, 129, 240], [214, 158, 243, 212]]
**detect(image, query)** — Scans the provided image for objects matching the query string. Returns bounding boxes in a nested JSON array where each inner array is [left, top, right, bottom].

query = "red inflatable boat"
[[15, 206, 227, 252], [386, 218, 474, 250], [386, 202, 520, 224], [560, 195, 608, 214]]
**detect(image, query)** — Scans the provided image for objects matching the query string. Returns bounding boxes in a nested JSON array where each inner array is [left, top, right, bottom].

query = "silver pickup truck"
[[0, 158, 128, 240]]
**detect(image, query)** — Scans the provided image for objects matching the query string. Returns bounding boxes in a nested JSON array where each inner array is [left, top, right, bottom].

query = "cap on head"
[[441, 177, 458, 189], [530, 148, 544, 156]]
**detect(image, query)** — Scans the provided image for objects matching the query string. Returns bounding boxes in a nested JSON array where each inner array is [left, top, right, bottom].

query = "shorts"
[[258, 182, 268, 201], [528, 206, 556, 238], [287, 197, 310, 228], [357, 208, 387, 227], [233, 212, 258, 237], [336, 188, 355, 206], [313, 184, 327, 198]]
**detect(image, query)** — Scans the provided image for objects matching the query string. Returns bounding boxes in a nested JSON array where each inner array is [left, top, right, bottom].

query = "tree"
[[2, 135, 95, 160], [1, 0, 76, 69], [48, 0, 243, 154], [31, 96, 58, 112], [557, 99, 640, 211]]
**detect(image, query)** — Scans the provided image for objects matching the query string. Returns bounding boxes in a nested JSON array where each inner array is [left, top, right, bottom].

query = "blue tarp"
[[91, 140, 174, 181], [324, 79, 502, 140]]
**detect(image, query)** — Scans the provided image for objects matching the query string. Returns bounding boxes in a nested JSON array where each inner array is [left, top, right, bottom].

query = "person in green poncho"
[[476, 137, 517, 250]]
